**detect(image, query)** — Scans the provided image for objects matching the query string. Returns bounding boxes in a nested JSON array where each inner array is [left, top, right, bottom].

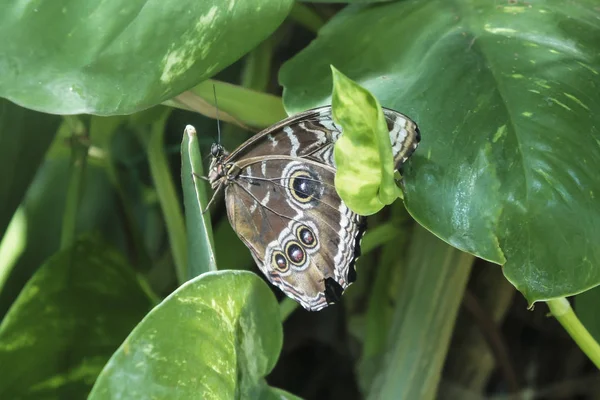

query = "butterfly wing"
[[226, 106, 420, 170], [218, 105, 419, 310], [224, 156, 365, 311]]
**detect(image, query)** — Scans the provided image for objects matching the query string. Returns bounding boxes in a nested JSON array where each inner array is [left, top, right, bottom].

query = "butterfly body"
[[208, 106, 419, 311]]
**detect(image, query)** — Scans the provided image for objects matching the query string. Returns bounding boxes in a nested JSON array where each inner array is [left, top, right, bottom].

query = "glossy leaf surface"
[[0, 236, 151, 398], [280, 0, 600, 303], [90, 270, 285, 399], [0, 0, 292, 115], [181, 124, 217, 278]]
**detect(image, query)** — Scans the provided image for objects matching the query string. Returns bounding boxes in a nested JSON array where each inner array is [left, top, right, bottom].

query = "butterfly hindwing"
[[224, 157, 365, 311]]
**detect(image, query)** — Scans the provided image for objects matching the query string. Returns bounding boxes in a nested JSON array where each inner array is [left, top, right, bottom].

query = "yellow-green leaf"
[[331, 66, 400, 215]]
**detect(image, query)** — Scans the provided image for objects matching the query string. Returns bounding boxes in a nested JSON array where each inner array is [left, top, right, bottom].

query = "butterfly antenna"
[[213, 84, 221, 145]]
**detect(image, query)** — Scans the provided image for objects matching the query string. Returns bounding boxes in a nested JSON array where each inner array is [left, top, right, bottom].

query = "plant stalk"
[[547, 297, 600, 369], [146, 109, 188, 284], [60, 116, 88, 250], [289, 3, 325, 33]]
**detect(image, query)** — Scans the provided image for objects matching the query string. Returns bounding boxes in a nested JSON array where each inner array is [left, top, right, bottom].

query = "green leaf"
[[0, 236, 152, 399], [167, 80, 288, 129], [0, 208, 26, 291], [214, 218, 255, 271], [331, 66, 400, 215], [367, 225, 474, 399], [141, 108, 188, 283], [0, 1, 293, 115], [576, 287, 600, 344], [0, 100, 59, 240], [181, 125, 217, 278], [89, 270, 287, 399], [264, 387, 304, 400], [280, 0, 600, 303], [0, 158, 123, 318], [300, 0, 391, 3]]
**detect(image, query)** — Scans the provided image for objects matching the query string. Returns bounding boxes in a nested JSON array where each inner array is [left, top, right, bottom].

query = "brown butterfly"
[[207, 106, 419, 311]]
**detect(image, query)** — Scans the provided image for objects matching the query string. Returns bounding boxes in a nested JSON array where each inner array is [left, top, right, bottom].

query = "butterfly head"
[[210, 143, 225, 158], [208, 143, 231, 189]]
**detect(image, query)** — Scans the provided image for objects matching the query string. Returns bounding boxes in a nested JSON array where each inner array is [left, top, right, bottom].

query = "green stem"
[[289, 3, 325, 34], [241, 37, 274, 92], [89, 116, 153, 272], [547, 297, 600, 369], [146, 109, 188, 284], [60, 116, 88, 250]]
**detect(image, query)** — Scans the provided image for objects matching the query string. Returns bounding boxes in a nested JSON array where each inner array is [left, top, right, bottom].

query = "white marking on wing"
[[390, 117, 408, 156], [325, 146, 335, 167], [319, 120, 342, 137], [261, 161, 267, 176], [299, 122, 328, 145], [261, 191, 270, 207], [284, 126, 300, 156], [334, 203, 351, 274], [249, 189, 271, 214], [244, 167, 254, 189], [267, 134, 278, 147], [317, 108, 331, 116]]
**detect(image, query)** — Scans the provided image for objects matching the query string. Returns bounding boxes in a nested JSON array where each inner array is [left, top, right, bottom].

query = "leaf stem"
[[547, 297, 600, 369], [60, 116, 88, 250], [241, 37, 274, 92], [146, 109, 188, 284], [289, 3, 325, 34]]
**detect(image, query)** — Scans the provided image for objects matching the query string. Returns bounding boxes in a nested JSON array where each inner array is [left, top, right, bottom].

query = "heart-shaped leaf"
[[0, 1, 293, 115], [89, 270, 286, 399], [280, 0, 600, 304]]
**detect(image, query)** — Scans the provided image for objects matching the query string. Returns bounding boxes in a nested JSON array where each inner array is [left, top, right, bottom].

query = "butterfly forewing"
[[224, 106, 420, 169]]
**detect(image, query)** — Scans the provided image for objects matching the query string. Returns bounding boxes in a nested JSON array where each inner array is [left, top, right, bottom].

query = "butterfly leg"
[[192, 172, 209, 181], [201, 182, 223, 214]]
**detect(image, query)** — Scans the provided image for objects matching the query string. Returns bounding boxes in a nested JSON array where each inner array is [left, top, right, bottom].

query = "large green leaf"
[[280, 0, 600, 303], [0, 236, 152, 399], [89, 270, 288, 399], [0, 0, 293, 115], [0, 100, 59, 240]]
